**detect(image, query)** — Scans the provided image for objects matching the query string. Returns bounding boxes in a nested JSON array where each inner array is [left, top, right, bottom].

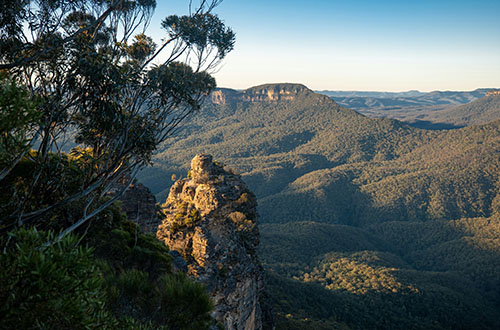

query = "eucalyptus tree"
[[0, 0, 234, 237]]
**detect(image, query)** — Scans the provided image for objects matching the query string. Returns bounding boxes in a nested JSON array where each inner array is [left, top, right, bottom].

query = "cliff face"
[[211, 88, 240, 104], [156, 154, 271, 330], [118, 181, 161, 233], [486, 90, 500, 97], [240, 83, 309, 102], [107, 178, 161, 234], [210, 83, 331, 105]]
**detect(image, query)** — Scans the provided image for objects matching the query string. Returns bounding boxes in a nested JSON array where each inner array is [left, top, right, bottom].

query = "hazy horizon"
[[213, 82, 498, 93], [151, 0, 500, 92]]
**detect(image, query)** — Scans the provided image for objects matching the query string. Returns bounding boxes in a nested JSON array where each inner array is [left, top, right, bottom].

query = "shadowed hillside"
[[137, 83, 500, 329], [261, 217, 500, 329], [141, 84, 500, 225], [141, 84, 436, 199], [415, 93, 500, 127], [321, 89, 500, 129]]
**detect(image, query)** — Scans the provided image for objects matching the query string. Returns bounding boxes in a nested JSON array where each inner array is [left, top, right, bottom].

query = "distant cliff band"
[[486, 90, 500, 96]]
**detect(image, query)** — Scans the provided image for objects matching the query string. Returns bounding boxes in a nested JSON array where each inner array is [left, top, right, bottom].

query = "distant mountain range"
[[317, 88, 500, 129], [411, 92, 500, 128], [317, 88, 492, 101], [139, 83, 500, 329], [317, 90, 425, 98]]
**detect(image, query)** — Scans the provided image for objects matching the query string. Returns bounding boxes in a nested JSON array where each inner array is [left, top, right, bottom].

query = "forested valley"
[[2, 0, 499, 329], [140, 83, 500, 329]]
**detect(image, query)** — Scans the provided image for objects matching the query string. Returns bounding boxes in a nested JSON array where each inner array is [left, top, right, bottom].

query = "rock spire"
[[157, 154, 272, 330]]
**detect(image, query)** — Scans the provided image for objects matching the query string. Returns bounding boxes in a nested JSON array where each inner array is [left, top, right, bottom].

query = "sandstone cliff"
[[486, 90, 500, 97], [240, 83, 309, 102], [211, 88, 240, 104], [210, 83, 331, 104], [156, 154, 272, 330]]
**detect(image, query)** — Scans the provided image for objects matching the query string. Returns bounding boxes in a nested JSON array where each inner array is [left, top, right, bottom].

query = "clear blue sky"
[[150, 0, 500, 92]]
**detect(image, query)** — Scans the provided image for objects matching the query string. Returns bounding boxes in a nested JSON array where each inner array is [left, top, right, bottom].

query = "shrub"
[[0, 228, 117, 330], [102, 269, 212, 329], [154, 272, 213, 330]]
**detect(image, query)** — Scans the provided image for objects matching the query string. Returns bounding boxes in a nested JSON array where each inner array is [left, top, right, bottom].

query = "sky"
[[149, 0, 500, 92]]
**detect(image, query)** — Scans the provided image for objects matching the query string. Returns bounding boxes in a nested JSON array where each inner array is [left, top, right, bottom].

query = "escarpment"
[[156, 154, 272, 330], [486, 90, 500, 97], [240, 83, 310, 102], [210, 83, 332, 105]]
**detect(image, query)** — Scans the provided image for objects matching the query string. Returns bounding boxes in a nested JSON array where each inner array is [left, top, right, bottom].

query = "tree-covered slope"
[[138, 83, 500, 329], [420, 94, 500, 127], [321, 89, 500, 129], [141, 83, 434, 200], [261, 217, 500, 330], [261, 119, 500, 224], [142, 83, 500, 226]]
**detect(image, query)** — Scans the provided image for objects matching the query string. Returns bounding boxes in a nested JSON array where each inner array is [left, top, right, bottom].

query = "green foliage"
[[0, 0, 235, 238], [0, 74, 40, 170], [267, 267, 500, 330], [0, 228, 117, 330], [162, 13, 235, 59], [138, 87, 500, 328], [0, 202, 213, 329], [190, 208, 202, 222], [0, 153, 88, 231], [102, 269, 212, 330], [142, 86, 500, 226], [125, 33, 157, 64], [301, 251, 419, 295], [260, 222, 381, 268], [168, 202, 201, 232], [0, 2, 225, 328], [417, 94, 500, 127], [154, 272, 213, 329], [261, 219, 500, 330], [326, 90, 499, 129], [81, 202, 212, 329], [83, 202, 172, 277]]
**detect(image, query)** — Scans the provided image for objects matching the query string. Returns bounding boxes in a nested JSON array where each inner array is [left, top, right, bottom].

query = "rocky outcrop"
[[211, 88, 240, 105], [210, 83, 331, 105], [486, 90, 500, 97], [118, 181, 161, 233], [240, 83, 309, 102], [107, 177, 161, 233], [156, 154, 272, 330]]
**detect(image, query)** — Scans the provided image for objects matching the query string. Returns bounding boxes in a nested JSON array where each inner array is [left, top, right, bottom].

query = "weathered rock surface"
[[240, 83, 310, 102], [486, 90, 500, 97], [210, 83, 331, 105], [157, 154, 272, 330], [107, 177, 161, 233]]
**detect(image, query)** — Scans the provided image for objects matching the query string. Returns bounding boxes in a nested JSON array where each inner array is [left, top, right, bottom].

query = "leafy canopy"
[[0, 0, 234, 237]]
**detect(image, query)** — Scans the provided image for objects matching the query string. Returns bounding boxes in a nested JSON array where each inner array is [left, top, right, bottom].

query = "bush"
[[0, 228, 117, 330], [154, 272, 213, 330], [103, 269, 212, 329], [0, 194, 212, 329]]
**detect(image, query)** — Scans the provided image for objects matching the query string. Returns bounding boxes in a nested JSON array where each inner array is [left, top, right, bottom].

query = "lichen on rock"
[[156, 154, 271, 330]]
